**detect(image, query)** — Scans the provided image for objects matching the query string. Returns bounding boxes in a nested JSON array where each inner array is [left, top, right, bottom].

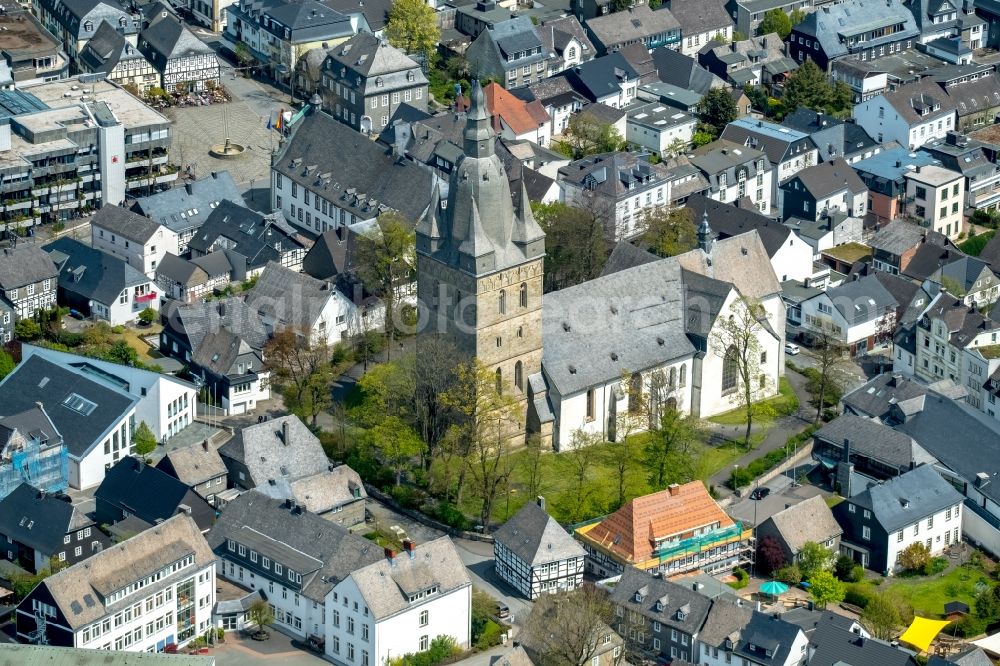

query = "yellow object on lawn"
[[899, 616, 951, 652]]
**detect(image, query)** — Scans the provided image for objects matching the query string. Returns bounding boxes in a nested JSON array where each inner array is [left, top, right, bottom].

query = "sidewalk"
[[707, 371, 815, 497]]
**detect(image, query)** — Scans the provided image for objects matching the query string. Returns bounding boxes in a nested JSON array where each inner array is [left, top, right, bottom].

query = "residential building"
[[575, 482, 754, 577], [799, 273, 899, 355], [138, 9, 220, 93], [453, 0, 512, 39], [853, 149, 942, 224], [223, 0, 357, 81], [585, 5, 681, 54], [780, 158, 868, 222], [253, 464, 367, 526], [609, 566, 711, 663], [672, 0, 733, 56], [557, 151, 672, 239], [812, 414, 933, 480], [271, 110, 433, 235], [188, 201, 306, 274], [788, 0, 920, 71], [44, 238, 156, 325], [0, 481, 109, 573], [781, 109, 881, 164], [155, 440, 229, 506], [931, 255, 1000, 307], [661, 155, 710, 207], [755, 495, 842, 565], [90, 204, 178, 278], [918, 64, 1000, 131], [0, 405, 67, 499], [625, 102, 696, 156], [697, 33, 797, 90], [0, 243, 58, 320], [563, 52, 639, 108], [77, 22, 157, 92], [155, 252, 231, 303], [698, 606, 809, 666], [244, 261, 371, 345], [493, 496, 586, 599], [205, 491, 384, 642], [922, 132, 1000, 213], [326, 536, 472, 666], [132, 172, 244, 253], [727, 0, 813, 40], [869, 220, 948, 275], [465, 16, 554, 89], [319, 33, 428, 134], [0, 79, 175, 228], [15, 513, 216, 651], [20, 344, 198, 450], [853, 78, 958, 150], [159, 298, 270, 415], [0, 4, 68, 87], [188, 0, 237, 31], [95, 457, 215, 532], [687, 194, 814, 283], [219, 415, 328, 491], [809, 622, 919, 666], [833, 464, 964, 573], [690, 139, 773, 213], [904, 164, 966, 238], [720, 117, 818, 211], [537, 16, 595, 73], [32, 0, 139, 60], [484, 81, 551, 146], [831, 59, 890, 104], [0, 354, 136, 490], [650, 46, 725, 96]]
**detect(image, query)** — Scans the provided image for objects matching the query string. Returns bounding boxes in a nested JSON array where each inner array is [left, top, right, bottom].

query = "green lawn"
[[883, 565, 995, 618], [825, 495, 845, 508], [708, 377, 799, 427]]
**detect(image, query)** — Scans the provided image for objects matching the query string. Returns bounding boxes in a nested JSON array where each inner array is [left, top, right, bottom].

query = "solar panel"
[[70, 600, 83, 615], [83, 594, 96, 608]]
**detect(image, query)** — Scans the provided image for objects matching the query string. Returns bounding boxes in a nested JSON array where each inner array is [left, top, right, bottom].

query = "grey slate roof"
[[492, 499, 584, 566], [0, 355, 137, 459], [759, 495, 842, 554], [96, 457, 216, 531], [219, 415, 328, 487], [90, 204, 162, 244], [850, 464, 963, 532], [929, 646, 994, 666], [815, 414, 935, 470], [720, 118, 816, 167], [132, 171, 243, 235], [538, 16, 595, 60], [818, 274, 899, 326], [698, 599, 753, 646], [190, 252, 232, 278], [880, 78, 957, 126], [685, 194, 791, 258], [323, 32, 425, 93], [0, 405, 61, 453], [868, 220, 933, 257], [787, 158, 867, 199], [667, 0, 732, 36], [77, 20, 135, 73], [0, 482, 82, 555], [44, 238, 148, 307], [205, 490, 383, 603], [138, 12, 215, 70], [586, 5, 680, 51], [164, 297, 268, 378], [155, 252, 207, 287], [609, 566, 712, 635], [188, 200, 304, 270], [243, 262, 339, 330], [564, 53, 639, 102], [600, 241, 659, 276], [650, 46, 724, 95], [734, 611, 805, 666], [809, 616, 918, 666], [0, 244, 58, 290], [793, 0, 919, 62], [156, 440, 227, 486], [274, 110, 434, 224], [253, 464, 366, 515], [843, 373, 931, 419]]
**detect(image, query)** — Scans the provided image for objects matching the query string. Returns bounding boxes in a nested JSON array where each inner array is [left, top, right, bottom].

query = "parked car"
[[750, 487, 771, 500], [785, 343, 800, 355], [496, 601, 510, 619]]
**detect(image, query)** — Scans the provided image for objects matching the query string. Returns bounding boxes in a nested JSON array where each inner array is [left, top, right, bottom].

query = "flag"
[[276, 109, 284, 131], [266, 112, 273, 130]]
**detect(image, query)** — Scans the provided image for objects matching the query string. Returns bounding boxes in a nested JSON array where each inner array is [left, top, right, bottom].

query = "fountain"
[[209, 137, 246, 159]]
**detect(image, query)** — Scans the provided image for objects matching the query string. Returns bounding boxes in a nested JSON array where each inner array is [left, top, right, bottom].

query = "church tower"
[[415, 80, 546, 442]]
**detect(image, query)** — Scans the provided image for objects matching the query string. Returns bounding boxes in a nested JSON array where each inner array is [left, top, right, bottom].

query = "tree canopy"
[[385, 0, 440, 65], [533, 202, 610, 292], [697, 88, 738, 139], [556, 113, 627, 159], [757, 9, 792, 39], [781, 59, 852, 117]]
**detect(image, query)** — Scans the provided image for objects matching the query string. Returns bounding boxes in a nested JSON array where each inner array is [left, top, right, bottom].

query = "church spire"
[[463, 80, 495, 159], [698, 210, 713, 253]]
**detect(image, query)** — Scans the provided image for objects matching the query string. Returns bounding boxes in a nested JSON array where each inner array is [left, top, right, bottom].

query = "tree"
[[663, 137, 689, 159], [774, 563, 802, 585], [798, 541, 835, 580], [234, 41, 254, 69], [367, 415, 425, 485], [643, 408, 702, 488], [808, 570, 845, 609], [521, 435, 545, 500], [385, 0, 440, 65], [757, 535, 787, 575], [15, 318, 41, 341], [138, 307, 157, 325], [692, 130, 715, 147], [103, 340, 139, 366], [533, 202, 610, 291], [0, 349, 15, 380], [712, 296, 776, 448], [861, 592, 902, 640], [639, 207, 697, 258], [354, 212, 414, 361], [897, 542, 931, 572], [789, 8, 806, 27], [566, 430, 601, 522], [264, 327, 338, 425], [132, 421, 157, 456], [351, 359, 417, 428], [521, 585, 617, 666], [415, 336, 461, 466], [781, 59, 852, 117], [807, 324, 847, 423], [757, 9, 792, 39], [609, 370, 650, 509], [247, 599, 274, 638], [834, 554, 856, 581], [558, 113, 627, 159], [696, 88, 738, 139], [440, 360, 521, 531], [975, 585, 1000, 624]]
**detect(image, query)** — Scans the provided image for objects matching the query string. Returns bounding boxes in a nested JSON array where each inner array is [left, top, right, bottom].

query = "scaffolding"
[[0, 440, 69, 499]]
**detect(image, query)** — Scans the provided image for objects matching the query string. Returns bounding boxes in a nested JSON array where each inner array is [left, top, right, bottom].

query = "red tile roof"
[[483, 82, 550, 136]]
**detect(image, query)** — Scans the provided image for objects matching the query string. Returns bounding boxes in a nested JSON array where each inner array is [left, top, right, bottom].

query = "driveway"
[[726, 477, 830, 528]]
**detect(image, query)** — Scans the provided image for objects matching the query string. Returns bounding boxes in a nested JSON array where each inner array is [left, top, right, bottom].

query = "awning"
[[899, 617, 950, 652], [136, 292, 157, 302]]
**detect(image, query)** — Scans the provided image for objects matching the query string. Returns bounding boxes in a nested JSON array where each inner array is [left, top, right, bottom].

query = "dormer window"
[[635, 591, 644, 602], [84, 20, 93, 31], [119, 17, 128, 27], [376, 77, 384, 88]]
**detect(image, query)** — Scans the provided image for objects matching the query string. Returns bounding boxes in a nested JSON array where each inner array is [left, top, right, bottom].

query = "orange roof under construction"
[[577, 481, 735, 566], [483, 82, 550, 136]]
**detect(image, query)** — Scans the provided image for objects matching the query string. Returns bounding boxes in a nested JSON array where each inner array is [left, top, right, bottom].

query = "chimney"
[[178, 504, 192, 516], [536, 496, 546, 510], [976, 472, 991, 488], [667, 483, 680, 496], [202, 439, 209, 451], [843, 437, 851, 462], [384, 546, 396, 561], [915, 165, 922, 174], [403, 539, 416, 559], [895, 160, 902, 168], [286, 498, 295, 509], [282, 420, 290, 446], [211, 171, 219, 179]]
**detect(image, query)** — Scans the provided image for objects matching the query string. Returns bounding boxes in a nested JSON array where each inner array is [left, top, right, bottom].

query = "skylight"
[[62, 393, 98, 416]]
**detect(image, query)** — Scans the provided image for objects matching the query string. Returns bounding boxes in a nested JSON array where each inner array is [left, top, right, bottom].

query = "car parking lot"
[[726, 475, 830, 528]]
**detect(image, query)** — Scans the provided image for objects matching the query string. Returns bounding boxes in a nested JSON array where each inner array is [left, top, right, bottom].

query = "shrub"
[[431, 501, 472, 531], [851, 564, 866, 583], [844, 582, 876, 609], [476, 620, 504, 650], [389, 485, 421, 509], [835, 555, 856, 581], [728, 567, 750, 589], [924, 557, 948, 576], [775, 564, 802, 585], [898, 542, 931, 572], [138, 307, 157, 325], [955, 615, 988, 638]]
